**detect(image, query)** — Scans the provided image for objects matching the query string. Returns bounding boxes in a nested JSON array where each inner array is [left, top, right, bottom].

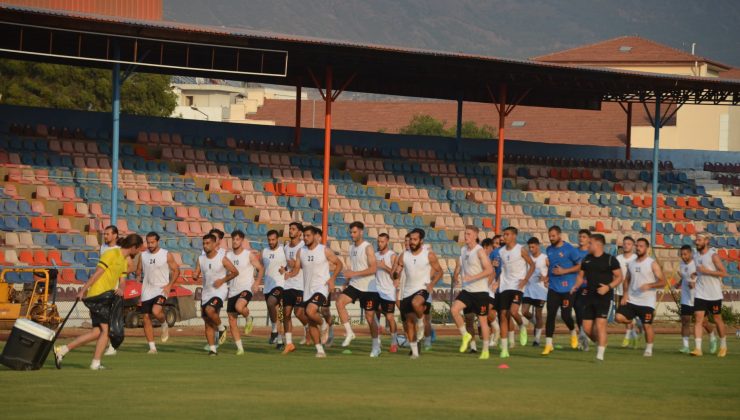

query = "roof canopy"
[[1, 5, 739, 109]]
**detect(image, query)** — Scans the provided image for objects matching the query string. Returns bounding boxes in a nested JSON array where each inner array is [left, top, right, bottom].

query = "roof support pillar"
[[294, 80, 302, 149], [650, 92, 661, 248], [321, 66, 333, 244], [309, 66, 356, 244], [495, 83, 506, 234], [456, 96, 463, 152], [110, 42, 121, 227], [625, 102, 633, 161]]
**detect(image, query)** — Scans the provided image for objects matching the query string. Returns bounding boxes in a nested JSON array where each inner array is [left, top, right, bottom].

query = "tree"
[[0, 59, 177, 117], [398, 113, 495, 139], [399, 114, 449, 137]]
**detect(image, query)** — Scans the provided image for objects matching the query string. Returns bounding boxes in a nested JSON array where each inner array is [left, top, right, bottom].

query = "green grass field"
[[2, 333, 738, 419]]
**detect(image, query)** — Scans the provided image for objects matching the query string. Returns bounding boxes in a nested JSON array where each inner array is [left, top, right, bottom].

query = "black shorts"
[[227, 290, 253, 313], [456, 290, 489, 316], [547, 290, 573, 311], [617, 302, 654, 325], [139, 295, 167, 314], [305, 292, 327, 308], [680, 304, 694, 316], [488, 295, 499, 312], [400, 290, 429, 316], [582, 294, 612, 320], [201, 296, 223, 318], [498, 290, 523, 311], [322, 291, 332, 308], [522, 296, 546, 308], [282, 288, 303, 307], [378, 298, 396, 314], [265, 287, 283, 302], [342, 286, 379, 311], [693, 298, 722, 315]]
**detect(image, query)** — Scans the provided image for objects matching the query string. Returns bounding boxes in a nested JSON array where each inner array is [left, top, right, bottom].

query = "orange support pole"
[[294, 82, 302, 149], [494, 83, 506, 234], [625, 102, 632, 161], [321, 66, 333, 244]]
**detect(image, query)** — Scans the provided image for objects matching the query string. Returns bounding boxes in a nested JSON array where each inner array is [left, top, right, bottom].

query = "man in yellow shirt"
[[54, 234, 143, 370]]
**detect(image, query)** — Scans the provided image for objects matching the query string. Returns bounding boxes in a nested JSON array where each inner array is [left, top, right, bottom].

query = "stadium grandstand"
[[0, 3, 738, 328]]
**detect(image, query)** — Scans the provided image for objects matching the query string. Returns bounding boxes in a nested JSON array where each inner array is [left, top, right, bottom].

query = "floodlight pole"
[[294, 80, 302, 149], [650, 92, 661, 247], [495, 84, 506, 234], [111, 43, 121, 227]]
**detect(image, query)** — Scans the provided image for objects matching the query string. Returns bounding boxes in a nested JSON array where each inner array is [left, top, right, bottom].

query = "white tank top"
[[199, 252, 228, 303], [627, 257, 657, 308], [262, 245, 286, 293], [226, 249, 255, 298], [349, 241, 375, 292], [375, 250, 396, 301], [284, 240, 304, 290], [524, 253, 548, 301], [402, 247, 431, 299], [300, 243, 331, 299], [615, 253, 637, 296], [460, 244, 487, 293], [500, 244, 527, 292], [679, 260, 697, 306], [141, 248, 170, 301], [695, 249, 723, 301]]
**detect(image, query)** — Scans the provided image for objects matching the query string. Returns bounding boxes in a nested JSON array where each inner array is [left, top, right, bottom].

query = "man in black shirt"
[[571, 234, 622, 361]]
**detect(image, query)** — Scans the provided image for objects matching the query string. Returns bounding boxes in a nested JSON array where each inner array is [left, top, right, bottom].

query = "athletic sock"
[[91, 359, 101, 369], [391, 332, 398, 344], [459, 326, 467, 336], [218, 325, 226, 333], [645, 343, 654, 352], [695, 338, 702, 350], [58, 345, 69, 356], [624, 329, 632, 339], [508, 331, 515, 343], [570, 329, 577, 337], [424, 336, 431, 347], [535, 328, 542, 342], [596, 346, 605, 360], [343, 322, 353, 336], [482, 338, 489, 352], [235, 340, 243, 351], [148, 341, 156, 351], [372, 337, 380, 350], [410, 342, 419, 356], [277, 334, 284, 344], [682, 336, 689, 348], [209, 345, 217, 353], [710, 331, 717, 341], [501, 338, 508, 350], [285, 332, 293, 345], [720, 337, 727, 348], [546, 337, 553, 347], [470, 340, 478, 351], [271, 323, 278, 333], [521, 317, 530, 327], [315, 344, 325, 354]]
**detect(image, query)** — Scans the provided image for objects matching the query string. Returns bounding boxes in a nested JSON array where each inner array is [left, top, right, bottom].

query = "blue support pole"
[[456, 96, 463, 152], [111, 44, 121, 226], [650, 92, 661, 247]]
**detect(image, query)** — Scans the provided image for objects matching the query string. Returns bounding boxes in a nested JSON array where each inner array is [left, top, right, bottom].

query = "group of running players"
[[54, 221, 730, 369]]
